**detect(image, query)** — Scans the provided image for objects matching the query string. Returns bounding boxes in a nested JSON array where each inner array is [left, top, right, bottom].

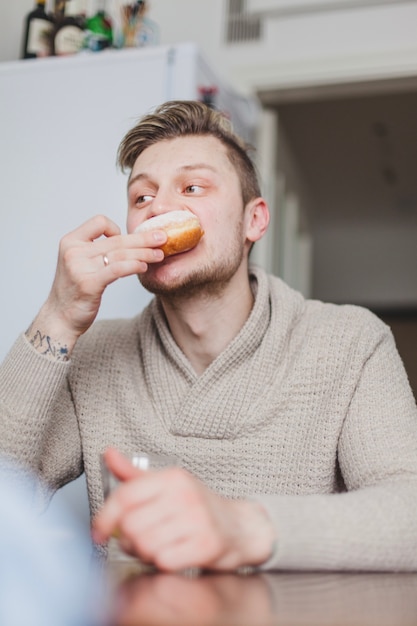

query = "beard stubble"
[[138, 218, 246, 303]]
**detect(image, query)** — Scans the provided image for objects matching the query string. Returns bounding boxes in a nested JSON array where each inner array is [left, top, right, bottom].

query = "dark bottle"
[[51, 0, 86, 56], [21, 0, 54, 59]]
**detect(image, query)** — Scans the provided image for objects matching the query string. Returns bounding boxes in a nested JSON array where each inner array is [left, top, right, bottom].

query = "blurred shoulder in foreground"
[[0, 458, 105, 626]]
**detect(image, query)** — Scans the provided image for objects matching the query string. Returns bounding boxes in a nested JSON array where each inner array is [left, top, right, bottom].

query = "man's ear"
[[244, 197, 270, 244]]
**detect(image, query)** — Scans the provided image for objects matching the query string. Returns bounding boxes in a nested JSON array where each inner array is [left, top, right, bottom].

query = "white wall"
[[151, 0, 417, 93], [1, 2, 33, 61], [313, 219, 417, 307]]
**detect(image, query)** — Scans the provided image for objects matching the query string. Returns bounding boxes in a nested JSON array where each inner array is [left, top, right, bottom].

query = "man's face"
[[126, 135, 250, 298]]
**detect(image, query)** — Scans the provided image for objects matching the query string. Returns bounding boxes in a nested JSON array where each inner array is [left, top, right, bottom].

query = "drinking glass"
[[100, 450, 178, 569]]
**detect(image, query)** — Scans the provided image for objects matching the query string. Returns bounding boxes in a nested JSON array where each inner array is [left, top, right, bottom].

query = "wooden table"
[[105, 560, 417, 626]]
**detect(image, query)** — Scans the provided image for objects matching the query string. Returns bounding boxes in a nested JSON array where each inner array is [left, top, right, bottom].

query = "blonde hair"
[[117, 100, 261, 206]]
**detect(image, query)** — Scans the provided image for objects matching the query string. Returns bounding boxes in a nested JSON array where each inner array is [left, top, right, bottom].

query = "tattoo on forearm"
[[26, 329, 69, 361]]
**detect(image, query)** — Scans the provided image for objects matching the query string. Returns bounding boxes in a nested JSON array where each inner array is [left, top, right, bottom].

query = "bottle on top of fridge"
[[21, 0, 55, 59], [51, 0, 86, 56], [84, 0, 113, 52]]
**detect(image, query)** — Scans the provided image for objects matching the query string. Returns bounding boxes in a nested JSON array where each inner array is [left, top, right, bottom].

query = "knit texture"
[[1, 266, 417, 570]]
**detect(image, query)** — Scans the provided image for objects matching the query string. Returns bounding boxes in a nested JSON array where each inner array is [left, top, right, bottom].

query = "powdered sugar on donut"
[[135, 210, 198, 233], [134, 210, 204, 257]]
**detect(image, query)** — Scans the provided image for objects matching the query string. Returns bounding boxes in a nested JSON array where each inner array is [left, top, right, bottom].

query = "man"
[[1, 100, 417, 572]]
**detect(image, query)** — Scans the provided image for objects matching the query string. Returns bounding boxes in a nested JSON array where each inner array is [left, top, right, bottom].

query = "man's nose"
[[150, 188, 183, 217]]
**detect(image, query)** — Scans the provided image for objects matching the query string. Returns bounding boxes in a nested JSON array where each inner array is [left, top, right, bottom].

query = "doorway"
[[258, 80, 417, 398]]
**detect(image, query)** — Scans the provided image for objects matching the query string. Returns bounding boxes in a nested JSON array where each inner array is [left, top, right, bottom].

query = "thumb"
[[103, 447, 142, 482]]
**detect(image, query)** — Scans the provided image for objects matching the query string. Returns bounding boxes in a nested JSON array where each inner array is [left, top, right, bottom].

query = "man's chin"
[[138, 242, 245, 299], [139, 267, 242, 302], [137, 263, 193, 297]]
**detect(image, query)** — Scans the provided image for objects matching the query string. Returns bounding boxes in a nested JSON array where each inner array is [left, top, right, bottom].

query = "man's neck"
[[159, 266, 255, 376]]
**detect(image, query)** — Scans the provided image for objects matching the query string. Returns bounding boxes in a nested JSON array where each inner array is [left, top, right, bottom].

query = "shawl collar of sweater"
[[138, 266, 305, 439]]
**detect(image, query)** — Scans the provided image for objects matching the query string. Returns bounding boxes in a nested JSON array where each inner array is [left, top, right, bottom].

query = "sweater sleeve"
[[0, 334, 83, 496], [255, 326, 417, 571]]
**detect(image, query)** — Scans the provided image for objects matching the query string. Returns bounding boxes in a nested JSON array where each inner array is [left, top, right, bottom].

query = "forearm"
[[253, 342, 417, 574], [255, 480, 417, 572], [0, 333, 80, 485]]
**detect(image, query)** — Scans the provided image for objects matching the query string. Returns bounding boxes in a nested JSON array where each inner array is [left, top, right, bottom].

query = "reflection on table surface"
[[105, 560, 417, 626]]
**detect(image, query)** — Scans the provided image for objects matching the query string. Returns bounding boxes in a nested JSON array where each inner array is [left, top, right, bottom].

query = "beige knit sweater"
[[1, 266, 417, 571]]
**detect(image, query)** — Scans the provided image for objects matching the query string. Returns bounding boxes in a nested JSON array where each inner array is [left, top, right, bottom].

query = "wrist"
[[25, 303, 80, 361], [217, 499, 276, 570], [236, 499, 276, 566]]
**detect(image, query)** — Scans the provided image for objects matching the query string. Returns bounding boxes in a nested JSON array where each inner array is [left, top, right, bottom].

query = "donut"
[[135, 210, 204, 257]]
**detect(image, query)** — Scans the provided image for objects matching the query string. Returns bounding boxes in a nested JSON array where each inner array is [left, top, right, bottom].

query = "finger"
[[100, 246, 164, 268], [93, 448, 148, 543], [85, 231, 167, 279], [127, 229, 168, 248], [64, 214, 122, 243], [94, 229, 167, 257], [103, 447, 142, 481], [152, 535, 208, 572], [92, 489, 126, 544], [117, 507, 178, 561], [92, 482, 153, 544], [92, 468, 172, 544], [118, 496, 177, 542]]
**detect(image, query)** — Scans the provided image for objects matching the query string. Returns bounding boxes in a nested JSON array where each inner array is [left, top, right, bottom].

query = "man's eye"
[[184, 185, 201, 194], [136, 194, 153, 204]]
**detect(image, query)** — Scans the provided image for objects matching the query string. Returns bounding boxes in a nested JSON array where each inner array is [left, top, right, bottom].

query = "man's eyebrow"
[[178, 163, 218, 174], [128, 163, 218, 188], [128, 172, 149, 188]]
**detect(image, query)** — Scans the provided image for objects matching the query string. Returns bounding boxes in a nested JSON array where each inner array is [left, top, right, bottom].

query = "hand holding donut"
[[25, 211, 204, 360], [25, 214, 168, 358]]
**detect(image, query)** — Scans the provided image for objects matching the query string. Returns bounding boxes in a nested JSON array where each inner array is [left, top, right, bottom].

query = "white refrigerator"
[[0, 41, 260, 361], [0, 42, 260, 527]]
